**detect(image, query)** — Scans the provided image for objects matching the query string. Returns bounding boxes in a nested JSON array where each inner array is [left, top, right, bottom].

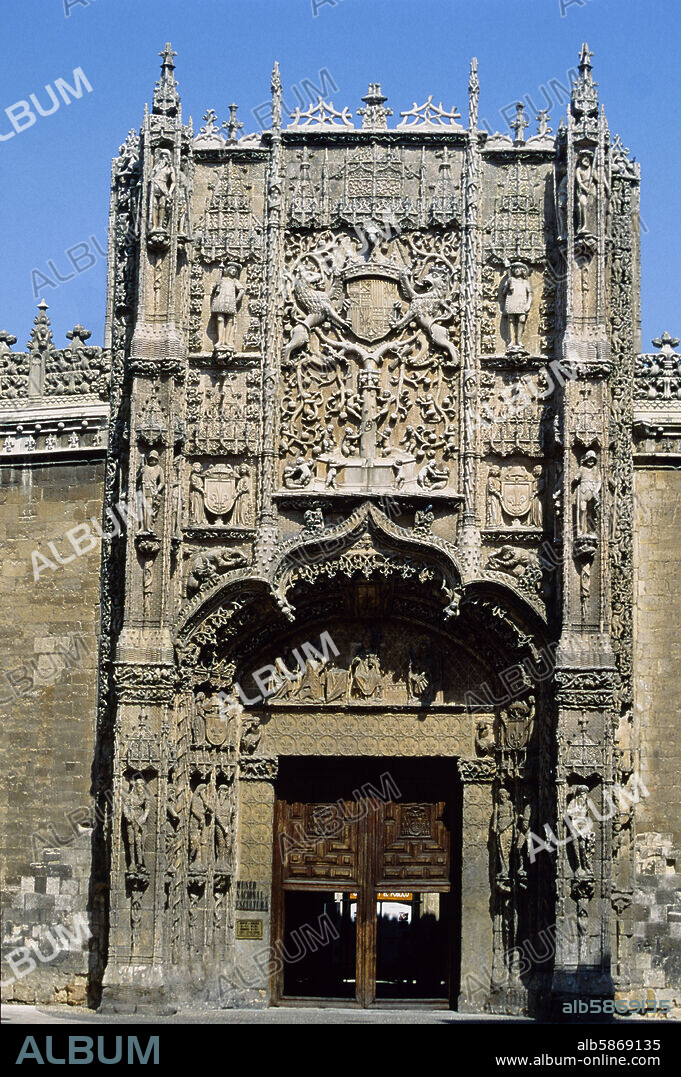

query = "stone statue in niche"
[[573, 449, 601, 535], [211, 263, 244, 350], [501, 260, 533, 352], [189, 462, 206, 525], [348, 647, 383, 701], [231, 465, 251, 526], [283, 457, 313, 489], [240, 717, 261, 755], [566, 784, 595, 875], [214, 785, 235, 868], [177, 163, 192, 238], [189, 780, 212, 869], [137, 450, 165, 532], [530, 465, 544, 527], [575, 151, 595, 234], [148, 148, 175, 231], [515, 802, 532, 886], [122, 775, 150, 871], [487, 466, 503, 526], [475, 718, 495, 758], [417, 454, 449, 490], [493, 786, 515, 890]]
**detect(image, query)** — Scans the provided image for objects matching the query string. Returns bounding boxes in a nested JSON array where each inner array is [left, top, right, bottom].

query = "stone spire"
[[153, 42, 180, 116], [572, 42, 598, 118], [468, 58, 479, 130], [27, 301, 54, 398], [271, 61, 282, 132], [27, 300, 54, 354]]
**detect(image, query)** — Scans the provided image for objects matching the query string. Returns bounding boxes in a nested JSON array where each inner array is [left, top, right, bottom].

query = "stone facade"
[[1, 42, 679, 1015]]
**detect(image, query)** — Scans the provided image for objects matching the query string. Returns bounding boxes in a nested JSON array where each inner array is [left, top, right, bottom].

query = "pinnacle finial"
[[271, 62, 282, 132], [153, 42, 180, 116], [579, 42, 594, 72], [468, 57, 479, 129]]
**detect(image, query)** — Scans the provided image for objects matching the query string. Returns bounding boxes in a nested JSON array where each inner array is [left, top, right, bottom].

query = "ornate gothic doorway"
[[270, 758, 461, 1008]]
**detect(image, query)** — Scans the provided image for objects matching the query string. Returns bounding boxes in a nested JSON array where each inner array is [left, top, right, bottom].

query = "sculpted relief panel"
[[278, 227, 461, 498]]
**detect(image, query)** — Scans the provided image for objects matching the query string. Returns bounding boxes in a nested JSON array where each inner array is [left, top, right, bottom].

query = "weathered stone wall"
[[632, 465, 681, 999], [633, 467, 681, 846], [0, 460, 104, 1003]]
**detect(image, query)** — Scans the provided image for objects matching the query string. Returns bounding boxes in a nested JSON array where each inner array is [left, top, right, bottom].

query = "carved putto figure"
[[283, 457, 313, 489], [417, 454, 449, 490], [573, 449, 601, 535], [211, 263, 244, 350], [148, 148, 175, 230], [501, 260, 533, 352], [137, 450, 165, 532], [122, 775, 150, 871]]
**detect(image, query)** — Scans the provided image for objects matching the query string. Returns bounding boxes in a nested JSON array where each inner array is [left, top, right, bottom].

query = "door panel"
[[272, 760, 458, 1007], [280, 801, 360, 885]]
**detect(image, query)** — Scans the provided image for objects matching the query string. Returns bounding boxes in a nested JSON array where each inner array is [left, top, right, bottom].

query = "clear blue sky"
[[0, 0, 678, 348]]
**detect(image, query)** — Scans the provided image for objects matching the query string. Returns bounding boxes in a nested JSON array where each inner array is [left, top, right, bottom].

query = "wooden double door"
[[271, 759, 460, 1008]]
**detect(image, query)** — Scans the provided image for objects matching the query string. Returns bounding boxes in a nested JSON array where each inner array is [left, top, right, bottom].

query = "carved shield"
[[500, 467, 532, 519], [502, 715, 530, 750], [205, 704, 229, 747], [204, 465, 237, 517], [345, 275, 401, 342]]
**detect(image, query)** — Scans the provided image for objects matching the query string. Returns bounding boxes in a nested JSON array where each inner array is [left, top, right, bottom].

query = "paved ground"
[[2, 1002, 532, 1024]]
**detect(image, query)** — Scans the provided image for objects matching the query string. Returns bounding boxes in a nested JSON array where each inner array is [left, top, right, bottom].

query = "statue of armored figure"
[[566, 784, 595, 876], [211, 263, 244, 350], [573, 449, 601, 535], [148, 148, 175, 231], [501, 260, 533, 352], [189, 781, 212, 869], [137, 450, 165, 532], [122, 775, 150, 871]]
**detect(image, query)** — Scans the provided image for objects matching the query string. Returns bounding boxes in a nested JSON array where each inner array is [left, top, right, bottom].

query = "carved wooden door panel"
[[272, 784, 453, 1007]]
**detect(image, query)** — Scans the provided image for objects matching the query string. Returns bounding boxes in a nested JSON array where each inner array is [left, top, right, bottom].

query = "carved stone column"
[[457, 757, 495, 1011], [552, 46, 620, 1004]]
